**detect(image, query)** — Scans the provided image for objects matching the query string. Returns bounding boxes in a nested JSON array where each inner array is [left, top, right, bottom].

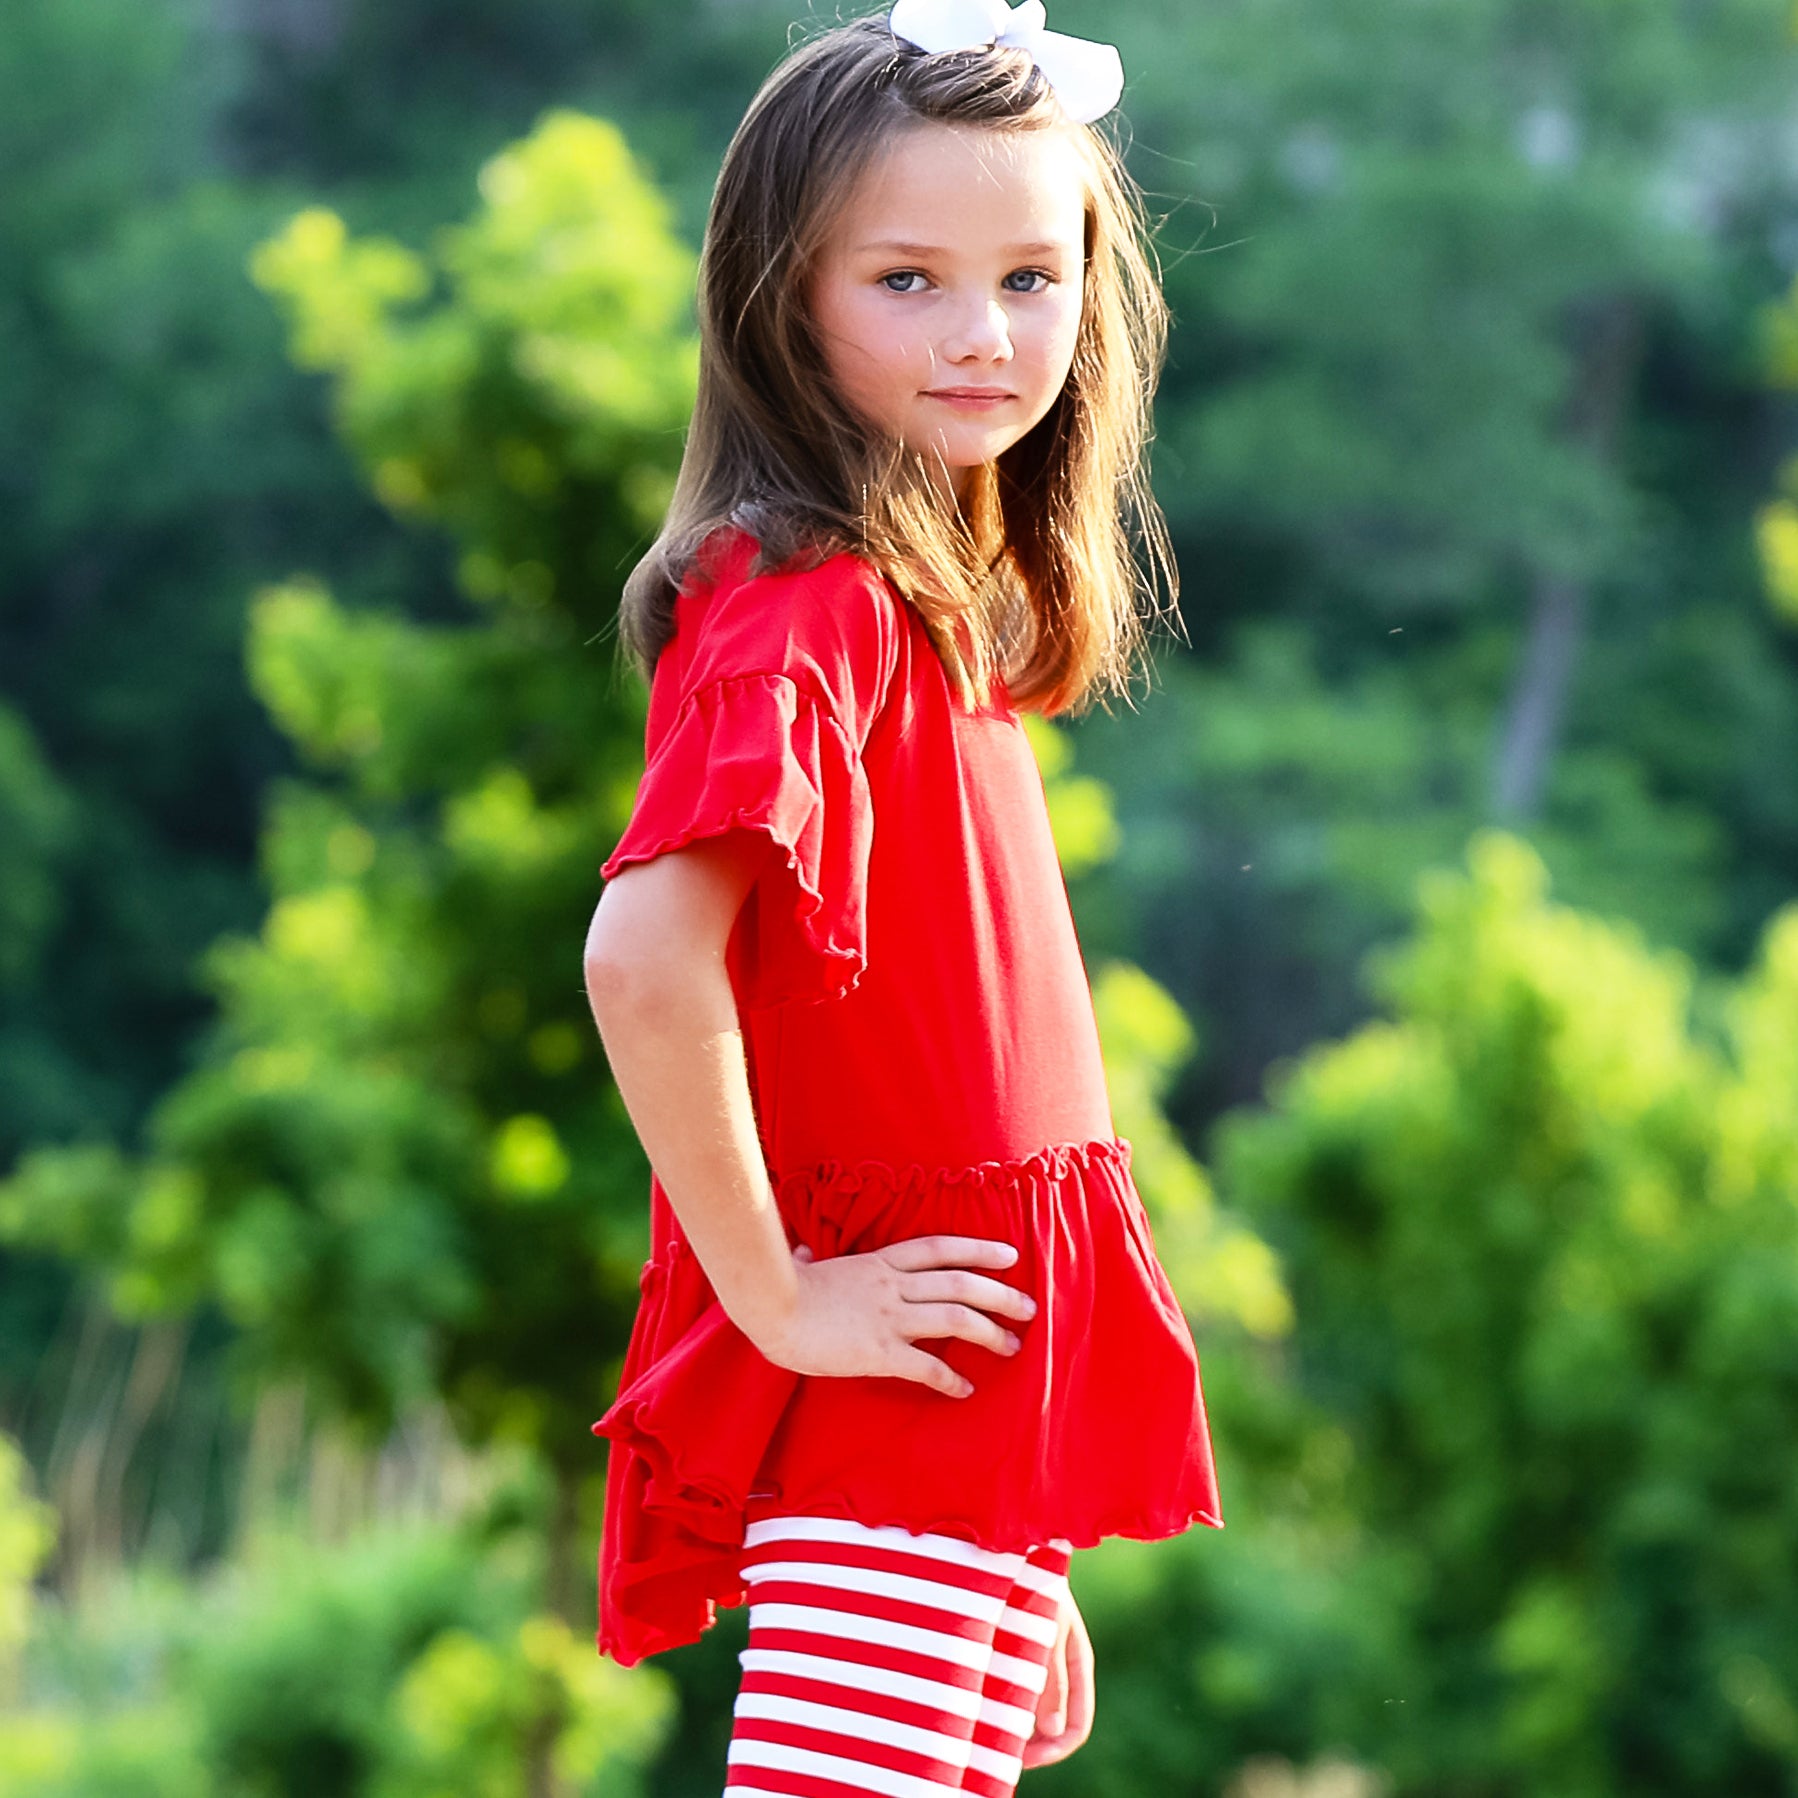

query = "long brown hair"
[[615, 5, 1181, 716]]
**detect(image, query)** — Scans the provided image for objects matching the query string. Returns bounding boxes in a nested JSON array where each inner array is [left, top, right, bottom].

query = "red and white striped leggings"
[[725, 1513, 1075, 1797]]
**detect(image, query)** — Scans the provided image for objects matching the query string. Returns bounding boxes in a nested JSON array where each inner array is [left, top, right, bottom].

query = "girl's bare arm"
[[583, 832, 800, 1350], [582, 834, 1039, 1395]]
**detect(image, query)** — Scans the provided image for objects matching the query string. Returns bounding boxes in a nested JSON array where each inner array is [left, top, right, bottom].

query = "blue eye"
[[878, 269, 1054, 295]]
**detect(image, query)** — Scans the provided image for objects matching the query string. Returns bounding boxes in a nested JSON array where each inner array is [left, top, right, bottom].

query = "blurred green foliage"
[[2, 115, 697, 1537], [1203, 834, 1798, 1793], [0, 1440, 673, 1797], [1, 1433, 56, 1689], [1755, 264, 1798, 625], [1066, 0, 1798, 1123], [0, 0, 390, 1169]]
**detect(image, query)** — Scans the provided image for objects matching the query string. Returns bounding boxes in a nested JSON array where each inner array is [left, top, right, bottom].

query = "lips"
[[927, 388, 1014, 399]]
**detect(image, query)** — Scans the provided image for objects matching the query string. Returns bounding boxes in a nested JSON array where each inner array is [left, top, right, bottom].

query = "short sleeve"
[[599, 534, 901, 1012]]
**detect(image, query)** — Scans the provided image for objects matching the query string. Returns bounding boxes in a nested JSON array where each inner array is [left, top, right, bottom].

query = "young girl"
[[583, 1, 1223, 1788]]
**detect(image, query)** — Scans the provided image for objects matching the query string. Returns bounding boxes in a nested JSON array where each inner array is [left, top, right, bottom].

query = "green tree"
[[2, 109, 694, 1625], [1752, 217, 1798, 632], [1128, 0, 1793, 814], [1203, 832, 1798, 1793], [1069, 0, 1798, 1130], [0, 0, 389, 1166]]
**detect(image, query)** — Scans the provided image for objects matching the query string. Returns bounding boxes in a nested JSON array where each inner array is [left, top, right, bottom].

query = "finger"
[[1039, 1629, 1069, 1738], [895, 1345, 975, 1398], [902, 1266, 1039, 1324], [901, 1301, 1021, 1357], [1064, 1594, 1095, 1741], [883, 1235, 1021, 1271]]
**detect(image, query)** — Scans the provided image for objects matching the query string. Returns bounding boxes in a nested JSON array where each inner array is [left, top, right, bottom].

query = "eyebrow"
[[853, 239, 1071, 257]]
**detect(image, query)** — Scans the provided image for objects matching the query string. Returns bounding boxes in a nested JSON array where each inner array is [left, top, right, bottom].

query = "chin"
[[922, 434, 1018, 466]]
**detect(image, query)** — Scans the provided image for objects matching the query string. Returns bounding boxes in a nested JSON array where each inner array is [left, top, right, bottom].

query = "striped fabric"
[[725, 1514, 1074, 1797]]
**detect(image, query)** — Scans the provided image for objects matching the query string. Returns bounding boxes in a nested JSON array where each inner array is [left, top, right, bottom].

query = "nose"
[[940, 293, 1015, 364]]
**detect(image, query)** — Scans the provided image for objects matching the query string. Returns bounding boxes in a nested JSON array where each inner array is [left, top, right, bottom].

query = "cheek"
[[1054, 286, 1087, 356], [1026, 297, 1084, 382], [815, 297, 876, 373], [836, 299, 932, 380]]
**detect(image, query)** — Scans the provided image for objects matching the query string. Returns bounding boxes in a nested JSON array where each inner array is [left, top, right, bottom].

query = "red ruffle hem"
[[592, 1135, 1224, 1668]]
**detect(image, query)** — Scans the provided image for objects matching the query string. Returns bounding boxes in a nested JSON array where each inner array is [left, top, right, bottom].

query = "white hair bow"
[[887, 0, 1125, 124]]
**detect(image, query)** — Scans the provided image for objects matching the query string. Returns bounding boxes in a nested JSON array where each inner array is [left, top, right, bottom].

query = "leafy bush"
[[2, 1492, 675, 1798], [1210, 831, 1798, 1794]]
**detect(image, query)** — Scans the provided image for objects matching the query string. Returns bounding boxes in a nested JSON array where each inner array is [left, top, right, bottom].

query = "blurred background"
[[3, 0, 1798, 1791]]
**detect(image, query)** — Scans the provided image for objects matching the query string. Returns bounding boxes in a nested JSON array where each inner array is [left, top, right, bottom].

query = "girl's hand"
[[1020, 1584, 1094, 1770], [750, 1238, 1037, 1397]]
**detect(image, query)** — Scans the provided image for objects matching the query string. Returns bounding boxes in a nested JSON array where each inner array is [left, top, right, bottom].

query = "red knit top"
[[592, 524, 1224, 1666]]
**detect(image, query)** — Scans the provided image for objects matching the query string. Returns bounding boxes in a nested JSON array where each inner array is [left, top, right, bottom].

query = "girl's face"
[[807, 121, 1088, 507]]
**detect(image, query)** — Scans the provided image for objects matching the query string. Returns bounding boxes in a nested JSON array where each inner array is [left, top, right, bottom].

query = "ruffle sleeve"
[[598, 531, 901, 1013], [599, 672, 874, 1011]]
